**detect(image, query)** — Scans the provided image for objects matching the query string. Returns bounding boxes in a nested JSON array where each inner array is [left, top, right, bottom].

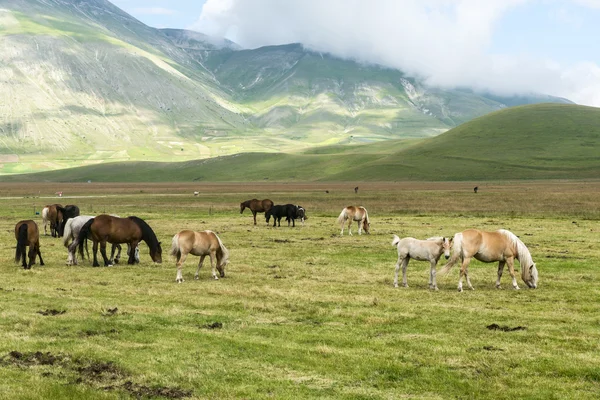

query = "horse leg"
[[209, 251, 219, 280], [393, 256, 403, 287], [27, 245, 36, 269], [496, 261, 506, 289], [458, 257, 472, 292], [194, 255, 205, 280], [358, 220, 363, 235], [348, 220, 353, 236], [176, 252, 188, 283], [253, 211, 257, 225], [99, 241, 112, 267], [127, 241, 140, 264], [506, 258, 520, 290], [92, 241, 100, 267], [430, 259, 439, 290], [340, 220, 345, 236], [36, 243, 44, 266], [401, 257, 410, 287]]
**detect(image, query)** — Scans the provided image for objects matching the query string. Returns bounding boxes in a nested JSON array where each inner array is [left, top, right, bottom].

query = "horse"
[[64, 215, 140, 266], [56, 204, 80, 237], [15, 220, 44, 269], [170, 230, 229, 283], [240, 198, 274, 225], [337, 206, 370, 235], [391, 235, 452, 290], [439, 229, 539, 292], [77, 215, 162, 267], [266, 204, 304, 227], [44, 204, 63, 237]]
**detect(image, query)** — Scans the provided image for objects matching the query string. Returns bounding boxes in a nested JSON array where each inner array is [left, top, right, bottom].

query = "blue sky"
[[111, 0, 600, 106]]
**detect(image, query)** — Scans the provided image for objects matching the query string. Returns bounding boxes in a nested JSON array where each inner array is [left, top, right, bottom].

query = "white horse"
[[41, 206, 50, 236], [64, 215, 139, 265], [439, 229, 538, 292], [337, 206, 370, 235], [392, 235, 452, 290]]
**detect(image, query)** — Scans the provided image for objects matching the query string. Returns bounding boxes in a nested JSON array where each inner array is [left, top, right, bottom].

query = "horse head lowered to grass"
[[439, 228, 538, 292]]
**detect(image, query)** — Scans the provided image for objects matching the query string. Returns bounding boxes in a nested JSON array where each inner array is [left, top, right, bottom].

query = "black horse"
[[57, 205, 80, 237], [266, 204, 306, 227]]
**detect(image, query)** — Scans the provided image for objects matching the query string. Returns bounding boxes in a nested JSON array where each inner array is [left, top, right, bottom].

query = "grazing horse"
[[392, 235, 452, 290], [240, 198, 274, 225], [77, 215, 162, 267], [63, 215, 140, 266], [56, 204, 80, 237], [170, 230, 229, 283], [44, 204, 63, 237], [15, 220, 44, 269], [266, 204, 305, 227], [337, 206, 370, 235], [439, 229, 538, 292]]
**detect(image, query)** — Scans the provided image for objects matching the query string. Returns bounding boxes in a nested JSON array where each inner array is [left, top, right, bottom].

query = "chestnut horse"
[[337, 206, 370, 235], [77, 215, 162, 267], [15, 220, 44, 269], [43, 204, 63, 237], [439, 229, 538, 291], [240, 198, 273, 225], [170, 230, 229, 283], [392, 235, 452, 290]]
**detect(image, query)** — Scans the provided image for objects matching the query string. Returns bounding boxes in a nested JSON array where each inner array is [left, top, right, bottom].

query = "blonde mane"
[[498, 229, 534, 282]]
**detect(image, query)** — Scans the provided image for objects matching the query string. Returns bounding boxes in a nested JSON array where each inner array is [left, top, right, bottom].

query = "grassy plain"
[[0, 181, 599, 399]]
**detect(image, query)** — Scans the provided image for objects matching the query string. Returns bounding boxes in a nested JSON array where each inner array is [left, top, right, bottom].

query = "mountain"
[[0, 0, 573, 175], [4, 104, 598, 182]]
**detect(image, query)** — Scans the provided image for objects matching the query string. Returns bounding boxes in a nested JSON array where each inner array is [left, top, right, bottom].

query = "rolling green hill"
[[0, 0, 572, 175], [3, 104, 598, 182]]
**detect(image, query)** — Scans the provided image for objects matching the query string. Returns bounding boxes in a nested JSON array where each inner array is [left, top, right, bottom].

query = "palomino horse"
[[337, 206, 370, 235], [170, 230, 229, 283], [240, 198, 274, 225], [15, 220, 44, 269], [439, 229, 538, 292], [77, 215, 162, 267], [392, 235, 452, 290], [63, 215, 139, 265]]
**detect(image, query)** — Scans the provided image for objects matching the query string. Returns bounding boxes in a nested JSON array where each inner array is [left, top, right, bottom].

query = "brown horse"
[[43, 204, 63, 237], [337, 206, 370, 235], [240, 198, 274, 225], [170, 230, 229, 283], [439, 229, 538, 291], [77, 214, 162, 267], [15, 220, 44, 269]]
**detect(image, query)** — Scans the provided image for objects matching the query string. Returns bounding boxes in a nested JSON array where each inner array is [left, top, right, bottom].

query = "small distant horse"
[[15, 220, 44, 269], [439, 229, 538, 292], [240, 198, 274, 225], [170, 230, 230, 283], [392, 235, 452, 290], [64, 215, 139, 265], [266, 204, 305, 227], [337, 206, 370, 235], [77, 215, 162, 267], [56, 204, 80, 237]]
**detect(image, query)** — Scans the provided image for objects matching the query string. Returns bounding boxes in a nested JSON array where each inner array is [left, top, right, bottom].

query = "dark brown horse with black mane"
[[77, 214, 162, 267], [240, 198, 274, 225], [56, 204, 80, 237], [15, 220, 44, 269]]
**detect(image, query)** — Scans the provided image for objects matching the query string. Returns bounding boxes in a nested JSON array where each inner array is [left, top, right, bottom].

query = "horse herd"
[[13, 199, 539, 291]]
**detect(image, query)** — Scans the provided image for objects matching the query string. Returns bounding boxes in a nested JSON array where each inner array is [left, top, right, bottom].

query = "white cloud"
[[192, 0, 600, 106]]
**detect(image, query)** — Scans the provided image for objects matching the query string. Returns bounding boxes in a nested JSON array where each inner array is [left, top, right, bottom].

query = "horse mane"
[[15, 223, 28, 262], [498, 229, 534, 282], [214, 232, 230, 268], [128, 216, 160, 250]]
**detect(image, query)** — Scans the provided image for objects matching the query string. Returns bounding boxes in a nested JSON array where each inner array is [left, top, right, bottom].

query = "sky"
[[111, 0, 600, 107]]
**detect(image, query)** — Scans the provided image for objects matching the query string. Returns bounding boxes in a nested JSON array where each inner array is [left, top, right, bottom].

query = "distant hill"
[[4, 104, 598, 182], [0, 0, 573, 175]]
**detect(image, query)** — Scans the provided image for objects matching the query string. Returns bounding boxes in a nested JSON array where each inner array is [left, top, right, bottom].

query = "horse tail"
[[498, 229, 534, 283], [15, 223, 28, 263], [336, 208, 347, 225], [78, 218, 94, 260], [62, 218, 74, 247], [215, 232, 230, 268], [170, 233, 180, 258], [439, 232, 463, 275], [363, 207, 370, 225], [391, 234, 400, 247], [42, 207, 49, 223]]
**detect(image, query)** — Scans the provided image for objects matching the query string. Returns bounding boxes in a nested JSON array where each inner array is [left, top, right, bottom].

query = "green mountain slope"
[[4, 104, 598, 182]]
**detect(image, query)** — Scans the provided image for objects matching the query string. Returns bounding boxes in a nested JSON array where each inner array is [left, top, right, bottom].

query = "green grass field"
[[0, 181, 599, 399]]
